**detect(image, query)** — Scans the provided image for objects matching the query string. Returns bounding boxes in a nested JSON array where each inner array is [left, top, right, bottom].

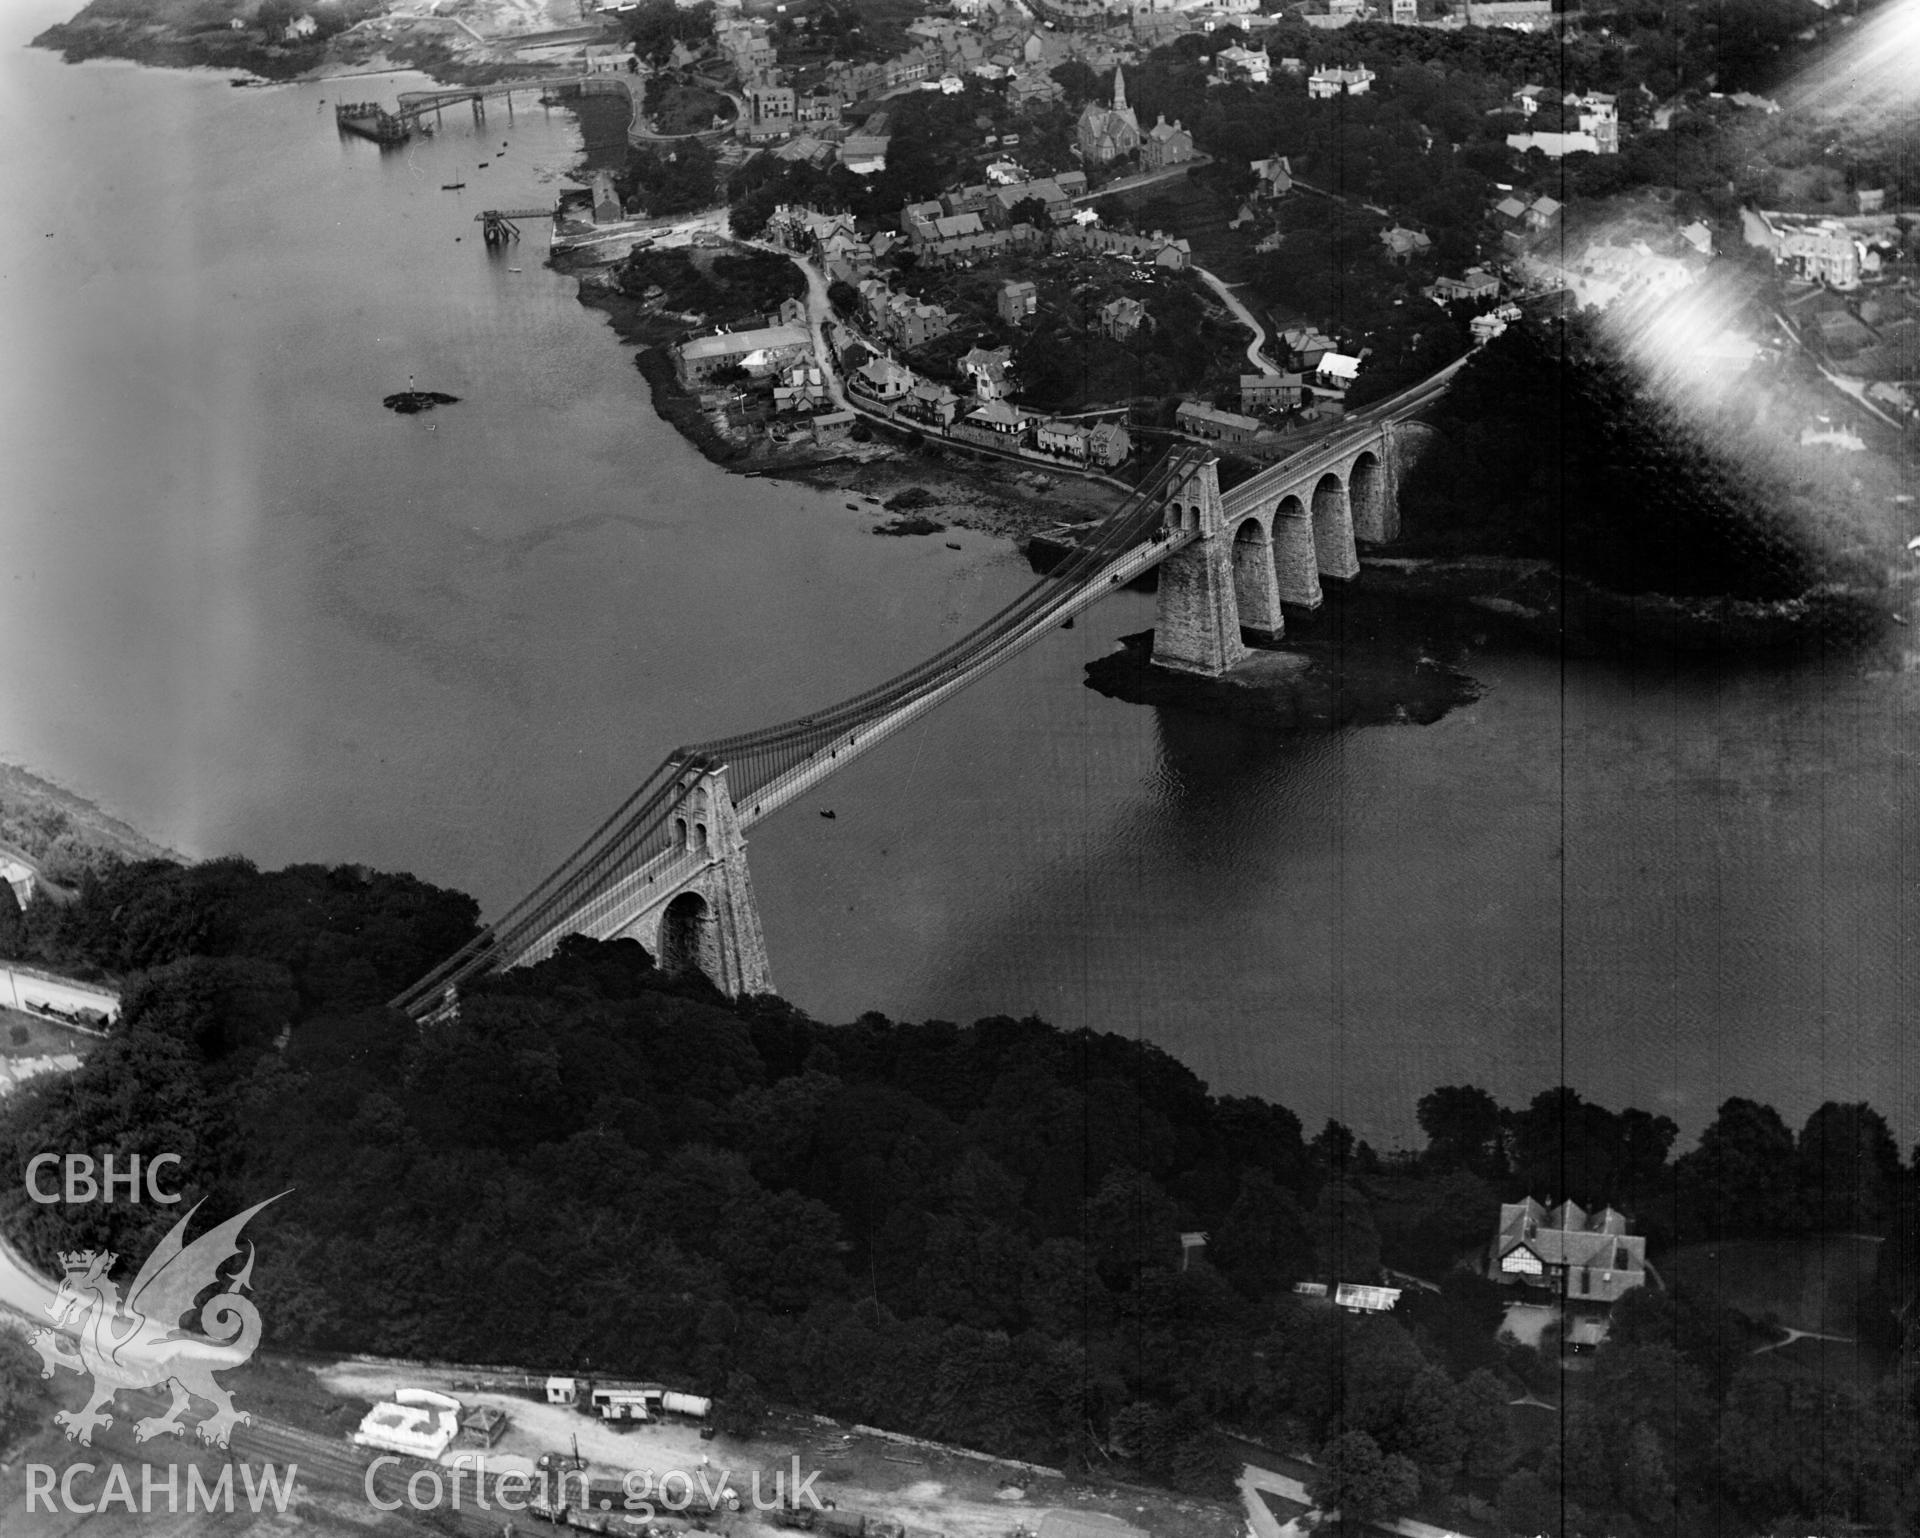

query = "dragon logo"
[[29, 1194, 285, 1450]]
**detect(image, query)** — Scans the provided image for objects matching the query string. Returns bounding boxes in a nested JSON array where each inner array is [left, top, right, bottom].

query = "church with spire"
[[1075, 67, 1142, 165]]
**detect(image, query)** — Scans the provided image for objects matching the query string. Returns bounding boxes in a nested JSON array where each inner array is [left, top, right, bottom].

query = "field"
[[1663, 1233, 1885, 1336], [0, 1009, 95, 1059]]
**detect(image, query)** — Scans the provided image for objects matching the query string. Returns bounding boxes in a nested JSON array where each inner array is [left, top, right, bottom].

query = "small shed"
[[458, 1404, 510, 1447], [811, 409, 856, 443]]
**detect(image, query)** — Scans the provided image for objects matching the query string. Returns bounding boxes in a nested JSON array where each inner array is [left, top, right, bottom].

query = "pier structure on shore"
[[333, 101, 410, 145], [339, 73, 700, 154], [478, 208, 557, 246]]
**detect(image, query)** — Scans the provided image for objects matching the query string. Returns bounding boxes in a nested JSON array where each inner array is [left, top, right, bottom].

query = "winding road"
[[1194, 265, 1277, 373], [756, 240, 854, 412]]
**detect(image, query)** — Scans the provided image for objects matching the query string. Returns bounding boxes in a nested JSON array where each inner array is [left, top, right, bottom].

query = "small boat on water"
[[441, 182, 466, 190], [507, 267, 522, 273], [945, 542, 961, 550], [819, 810, 837, 820]]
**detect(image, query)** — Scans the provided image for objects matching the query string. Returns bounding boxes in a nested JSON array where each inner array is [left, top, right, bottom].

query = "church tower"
[[1113, 65, 1127, 110]]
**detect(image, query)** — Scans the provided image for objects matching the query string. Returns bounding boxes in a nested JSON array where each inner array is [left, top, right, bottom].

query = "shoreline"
[[27, 11, 572, 85], [572, 275, 1132, 541], [1355, 555, 1901, 657], [26, 20, 1908, 666], [555, 249, 1904, 658], [0, 761, 184, 884]]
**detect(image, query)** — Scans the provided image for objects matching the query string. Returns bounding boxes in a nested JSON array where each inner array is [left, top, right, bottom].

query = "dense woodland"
[[1, 859, 1917, 1535]]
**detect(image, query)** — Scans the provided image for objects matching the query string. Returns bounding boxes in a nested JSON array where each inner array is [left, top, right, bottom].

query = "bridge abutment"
[[1152, 459, 1250, 676], [1379, 421, 1442, 543]]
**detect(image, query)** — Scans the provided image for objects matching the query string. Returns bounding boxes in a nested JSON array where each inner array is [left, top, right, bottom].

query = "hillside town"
[[443, 0, 1917, 483], [64, 0, 1911, 469]]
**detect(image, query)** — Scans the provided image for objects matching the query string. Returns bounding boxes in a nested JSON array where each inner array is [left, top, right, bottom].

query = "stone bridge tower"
[[1151, 457, 1250, 676], [614, 759, 773, 996]]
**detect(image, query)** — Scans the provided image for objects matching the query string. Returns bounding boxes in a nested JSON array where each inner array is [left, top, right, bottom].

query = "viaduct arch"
[[1151, 420, 1427, 667]]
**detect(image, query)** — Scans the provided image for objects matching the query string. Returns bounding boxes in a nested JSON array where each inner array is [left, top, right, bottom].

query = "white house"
[[1, 857, 34, 909], [1471, 302, 1522, 344], [1210, 44, 1271, 85], [1307, 64, 1375, 98], [352, 1390, 462, 1460], [1314, 352, 1362, 390]]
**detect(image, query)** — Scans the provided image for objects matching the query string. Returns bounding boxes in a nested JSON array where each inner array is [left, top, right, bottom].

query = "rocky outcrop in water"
[[383, 391, 461, 415]]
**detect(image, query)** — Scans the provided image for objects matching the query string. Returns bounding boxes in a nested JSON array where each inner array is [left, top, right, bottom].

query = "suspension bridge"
[[391, 381, 1448, 1019]]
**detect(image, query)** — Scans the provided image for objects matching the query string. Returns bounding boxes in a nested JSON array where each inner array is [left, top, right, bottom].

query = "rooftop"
[[681, 325, 809, 361], [1177, 401, 1263, 431]]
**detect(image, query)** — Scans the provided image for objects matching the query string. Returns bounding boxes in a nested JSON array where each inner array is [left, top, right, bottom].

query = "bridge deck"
[[467, 523, 1199, 973], [738, 525, 1197, 828], [394, 75, 604, 121]]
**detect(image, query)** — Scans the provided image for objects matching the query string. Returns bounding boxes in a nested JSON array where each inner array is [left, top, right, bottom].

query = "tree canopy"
[[0, 856, 1914, 1527]]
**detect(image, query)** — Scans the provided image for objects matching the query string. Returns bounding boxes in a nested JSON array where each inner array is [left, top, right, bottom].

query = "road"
[[1752, 1325, 1856, 1354], [1768, 298, 1911, 437], [1068, 156, 1214, 205], [0, 1231, 53, 1318], [753, 241, 853, 412], [1194, 264, 1276, 373]]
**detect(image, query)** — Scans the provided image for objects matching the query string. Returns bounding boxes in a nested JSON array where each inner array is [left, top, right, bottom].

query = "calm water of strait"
[[1, 9, 1914, 1148]]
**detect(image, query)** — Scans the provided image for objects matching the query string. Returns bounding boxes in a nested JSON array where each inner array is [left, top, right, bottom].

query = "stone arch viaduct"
[[1150, 418, 1439, 675]]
